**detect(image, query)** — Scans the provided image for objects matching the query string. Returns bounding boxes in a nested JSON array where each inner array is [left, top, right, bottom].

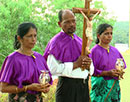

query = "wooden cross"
[[72, 0, 100, 70]]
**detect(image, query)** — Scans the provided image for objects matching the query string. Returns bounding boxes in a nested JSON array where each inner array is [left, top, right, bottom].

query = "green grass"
[[120, 54, 130, 102], [0, 93, 8, 102]]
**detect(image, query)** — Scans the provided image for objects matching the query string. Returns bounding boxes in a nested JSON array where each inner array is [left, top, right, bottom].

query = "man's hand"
[[73, 55, 91, 70]]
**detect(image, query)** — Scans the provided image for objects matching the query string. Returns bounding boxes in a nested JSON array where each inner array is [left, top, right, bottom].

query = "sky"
[[102, 0, 129, 21]]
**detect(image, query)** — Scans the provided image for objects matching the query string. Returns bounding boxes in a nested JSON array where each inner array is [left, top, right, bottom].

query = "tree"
[[0, 0, 117, 68], [0, 0, 46, 66], [113, 21, 129, 44]]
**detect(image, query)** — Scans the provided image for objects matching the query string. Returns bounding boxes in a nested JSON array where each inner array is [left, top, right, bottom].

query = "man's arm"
[[47, 54, 73, 76], [47, 54, 91, 76]]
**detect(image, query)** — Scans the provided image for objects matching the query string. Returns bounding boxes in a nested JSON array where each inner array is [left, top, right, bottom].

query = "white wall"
[[115, 43, 129, 52]]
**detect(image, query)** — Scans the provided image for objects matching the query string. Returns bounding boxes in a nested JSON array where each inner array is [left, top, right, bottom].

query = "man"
[[43, 9, 94, 102]]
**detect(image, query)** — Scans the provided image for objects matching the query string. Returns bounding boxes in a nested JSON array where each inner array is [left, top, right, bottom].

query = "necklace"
[[70, 34, 74, 39], [19, 48, 33, 56], [18, 48, 36, 59], [98, 44, 110, 53], [107, 47, 110, 53]]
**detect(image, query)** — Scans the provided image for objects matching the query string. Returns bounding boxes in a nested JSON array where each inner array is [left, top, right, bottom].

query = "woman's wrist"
[[16, 85, 29, 93], [25, 84, 33, 91], [24, 86, 28, 92], [98, 71, 108, 77], [15, 87, 18, 93]]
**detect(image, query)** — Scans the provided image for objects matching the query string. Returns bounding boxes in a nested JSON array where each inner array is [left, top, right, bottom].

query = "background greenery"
[[0, 0, 129, 67]]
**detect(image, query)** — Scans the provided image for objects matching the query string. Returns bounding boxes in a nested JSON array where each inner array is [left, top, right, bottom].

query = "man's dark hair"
[[58, 9, 73, 22], [58, 10, 63, 22]]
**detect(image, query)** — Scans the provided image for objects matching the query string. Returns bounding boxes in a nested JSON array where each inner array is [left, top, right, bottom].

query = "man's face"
[[59, 10, 76, 35]]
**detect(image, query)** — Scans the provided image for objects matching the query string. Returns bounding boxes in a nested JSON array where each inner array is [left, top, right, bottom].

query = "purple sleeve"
[[0, 57, 14, 84], [119, 52, 127, 69], [90, 49, 103, 75]]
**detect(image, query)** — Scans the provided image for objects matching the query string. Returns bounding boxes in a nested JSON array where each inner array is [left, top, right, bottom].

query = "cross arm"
[[72, 7, 101, 15]]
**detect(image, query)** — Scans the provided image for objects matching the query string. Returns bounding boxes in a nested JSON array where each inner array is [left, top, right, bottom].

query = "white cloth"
[[86, 21, 93, 38], [86, 27, 92, 37], [47, 54, 94, 79]]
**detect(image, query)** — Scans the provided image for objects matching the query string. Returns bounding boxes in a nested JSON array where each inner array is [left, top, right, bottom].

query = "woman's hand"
[[28, 83, 51, 93], [97, 69, 124, 79], [107, 69, 121, 77], [117, 70, 125, 79], [41, 83, 51, 93]]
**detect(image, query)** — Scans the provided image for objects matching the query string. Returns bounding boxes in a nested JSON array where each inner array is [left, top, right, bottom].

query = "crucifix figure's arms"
[[80, 10, 90, 23], [91, 10, 100, 19], [76, 8, 90, 29]]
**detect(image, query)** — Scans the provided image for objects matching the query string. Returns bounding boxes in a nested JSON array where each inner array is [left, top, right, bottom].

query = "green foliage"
[[0, 0, 128, 68], [113, 21, 129, 44], [0, 0, 58, 65], [43, 85, 56, 102], [0, 0, 36, 65], [0, 93, 8, 102]]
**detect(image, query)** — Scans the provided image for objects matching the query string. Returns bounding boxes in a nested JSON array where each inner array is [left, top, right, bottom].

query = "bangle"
[[16, 87, 18, 93], [24, 86, 28, 92]]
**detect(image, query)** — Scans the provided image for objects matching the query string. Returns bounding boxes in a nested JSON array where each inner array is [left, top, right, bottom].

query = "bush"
[[0, 92, 8, 102], [43, 85, 56, 102]]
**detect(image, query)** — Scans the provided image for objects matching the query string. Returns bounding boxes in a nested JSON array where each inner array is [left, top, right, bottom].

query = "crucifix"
[[72, 0, 100, 70]]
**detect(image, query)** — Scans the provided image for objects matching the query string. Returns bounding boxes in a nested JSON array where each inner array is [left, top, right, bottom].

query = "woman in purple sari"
[[90, 23, 126, 102], [0, 22, 52, 102]]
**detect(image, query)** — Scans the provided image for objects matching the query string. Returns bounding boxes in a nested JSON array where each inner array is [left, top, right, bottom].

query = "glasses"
[[61, 18, 76, 24]]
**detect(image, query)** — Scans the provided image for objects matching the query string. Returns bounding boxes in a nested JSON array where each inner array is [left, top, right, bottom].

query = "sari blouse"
[[90, 45, 126, 80], [0, 51, 52, 94]]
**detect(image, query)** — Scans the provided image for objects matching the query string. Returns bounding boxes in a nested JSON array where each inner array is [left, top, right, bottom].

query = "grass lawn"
[[120, 54, 130, 102]]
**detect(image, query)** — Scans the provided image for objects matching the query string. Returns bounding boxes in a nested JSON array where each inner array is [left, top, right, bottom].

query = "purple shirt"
[[0, 51, 52, 94], [89, 44, 126, 80], [44, 32, 82, 62]]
